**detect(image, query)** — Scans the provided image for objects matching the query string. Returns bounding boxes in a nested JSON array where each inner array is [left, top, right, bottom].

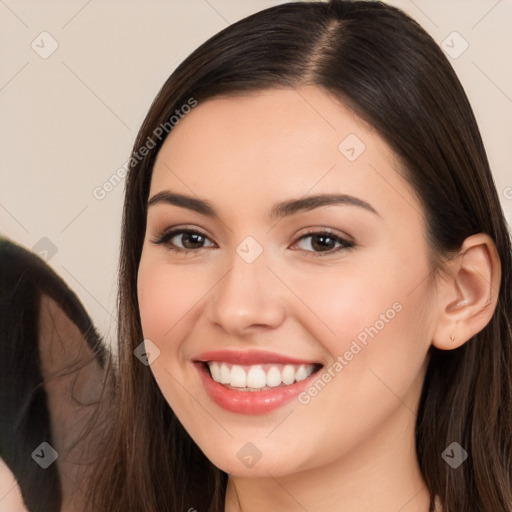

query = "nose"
[[208, 246, 286, 336]]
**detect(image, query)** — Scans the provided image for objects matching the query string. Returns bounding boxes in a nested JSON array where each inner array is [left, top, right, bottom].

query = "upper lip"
[[195, 349, 321, 366]]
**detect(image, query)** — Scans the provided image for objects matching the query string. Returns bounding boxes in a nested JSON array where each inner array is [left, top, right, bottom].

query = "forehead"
[[155, 86, 382, 175], [150, 86, 421, 226]]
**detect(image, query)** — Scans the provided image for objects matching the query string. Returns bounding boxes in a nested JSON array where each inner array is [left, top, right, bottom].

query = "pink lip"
[[193, 350, 322, 415], [195, 349, 319, 366]]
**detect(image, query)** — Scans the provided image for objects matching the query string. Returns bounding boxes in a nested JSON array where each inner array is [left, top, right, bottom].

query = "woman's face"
[[137, 86, 438, 477]]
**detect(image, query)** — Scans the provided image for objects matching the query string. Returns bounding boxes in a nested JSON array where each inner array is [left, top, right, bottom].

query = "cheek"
[[288, 249, 434, 371], [137, 257, 204, 342], [137, 264, 172, 341], [137, 258, 201, 409], [287, 267, 433, 465], [285, 263, 403, 355]]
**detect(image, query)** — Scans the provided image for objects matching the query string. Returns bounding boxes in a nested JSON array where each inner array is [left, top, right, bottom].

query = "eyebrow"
[[147, 191, 380, 219]]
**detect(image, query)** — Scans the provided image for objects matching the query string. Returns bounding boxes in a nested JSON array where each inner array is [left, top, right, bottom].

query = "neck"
[[224, 402, 434, 512]]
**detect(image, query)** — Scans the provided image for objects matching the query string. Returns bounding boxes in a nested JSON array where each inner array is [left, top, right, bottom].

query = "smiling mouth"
[[202, 361, 323, 391]]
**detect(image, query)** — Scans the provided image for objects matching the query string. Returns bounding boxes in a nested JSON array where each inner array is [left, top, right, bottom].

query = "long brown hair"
[[85, 1, 512, 510]]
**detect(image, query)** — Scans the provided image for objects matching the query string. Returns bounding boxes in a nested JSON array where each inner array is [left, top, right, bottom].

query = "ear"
[[432, 233, 501, 350]]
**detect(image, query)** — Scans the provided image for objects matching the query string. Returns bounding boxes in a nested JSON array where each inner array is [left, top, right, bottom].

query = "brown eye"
[[152, 229, 215, 252], [174, 232, 207, 249], [293, 231, 354, 257]]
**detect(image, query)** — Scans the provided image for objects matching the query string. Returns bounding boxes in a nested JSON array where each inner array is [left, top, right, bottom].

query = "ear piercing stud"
[[450, 335, 455, 342]]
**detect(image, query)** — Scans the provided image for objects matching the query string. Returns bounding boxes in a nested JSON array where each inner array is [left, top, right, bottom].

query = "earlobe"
[[432, 233, 501, 351]]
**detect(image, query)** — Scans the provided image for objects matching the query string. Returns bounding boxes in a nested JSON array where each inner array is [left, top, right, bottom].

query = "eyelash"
[[151, 227, 355, 258]]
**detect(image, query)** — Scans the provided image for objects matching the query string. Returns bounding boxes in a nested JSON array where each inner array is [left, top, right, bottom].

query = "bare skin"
[[0, 459, 28, 512], [137, 86, 500, 512]]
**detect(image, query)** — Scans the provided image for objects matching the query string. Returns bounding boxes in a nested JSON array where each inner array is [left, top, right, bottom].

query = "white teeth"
[[210, 362, 221, 382], [266, 366, 282, 387], [246, 366, 266, 388], [282, 364, 295, 385], [206, 361, 317, 389], [220, 363, 230, 384], [295, 365, 309, 382], [230, 365, 247, 387]]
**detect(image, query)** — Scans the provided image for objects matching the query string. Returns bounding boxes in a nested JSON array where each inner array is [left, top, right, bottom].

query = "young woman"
[[86, 1, 512, 511]]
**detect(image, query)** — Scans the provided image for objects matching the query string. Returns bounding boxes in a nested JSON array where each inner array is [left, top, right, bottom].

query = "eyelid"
[[290, 228, 355, 257], [293, 226, 354, 244], [150, 225, 216, 247]]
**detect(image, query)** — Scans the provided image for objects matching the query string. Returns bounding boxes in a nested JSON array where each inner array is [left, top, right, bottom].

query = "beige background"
[[1, 0, 511, 343]]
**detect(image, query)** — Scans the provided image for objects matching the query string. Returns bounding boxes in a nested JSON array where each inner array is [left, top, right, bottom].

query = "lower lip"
[[195, 362, 320, 415]]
